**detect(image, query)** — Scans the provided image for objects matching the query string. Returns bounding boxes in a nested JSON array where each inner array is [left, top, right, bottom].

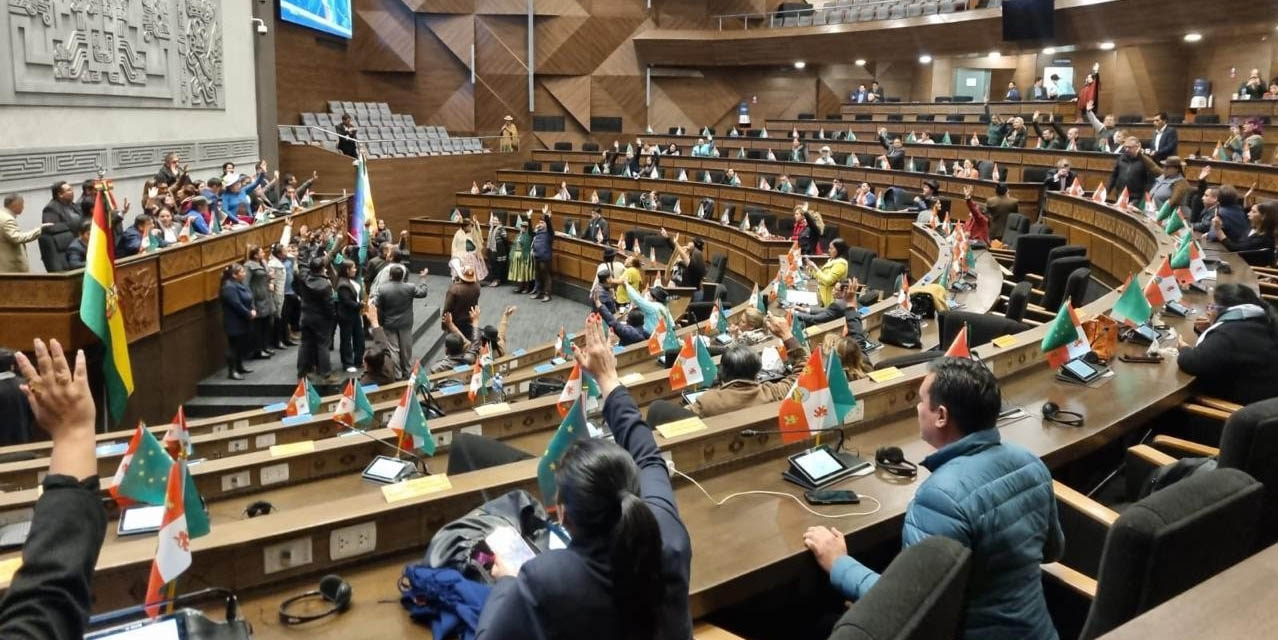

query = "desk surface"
[[1100, 543, 1278, 638]]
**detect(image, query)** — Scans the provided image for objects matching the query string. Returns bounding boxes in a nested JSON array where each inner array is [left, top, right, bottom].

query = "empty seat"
[[905, 2, 923, 16], [1038, 255, 1090, 312], [1002, 213, 1032, 248], [327, 100, 343, 114], [846, 246, 876, 283], [301, 112, 319, 127], [827, 536, 971, 640], [1004, 281, 1032, 322], [862, 258, 906, 304], [826, 8, 846, 22], [523, 161, 542, 171], [873, 4, 890, 19], [921, 1, 939, 14], [858, 6, 874, 20], [1011, 234, 1067, 281], [938, 311, 1030, 349], [437, 126, 450, 138], [939, 0, 959, 12], [888, 3, 905, 18], [278, 125, 297, 144], [553, 142, 573, 151]]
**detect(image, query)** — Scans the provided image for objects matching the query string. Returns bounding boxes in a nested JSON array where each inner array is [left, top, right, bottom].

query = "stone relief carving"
[[4, 0, 223, 108]]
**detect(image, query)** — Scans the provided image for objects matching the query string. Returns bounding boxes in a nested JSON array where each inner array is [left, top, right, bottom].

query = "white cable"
[[673, 468, 882, 519]]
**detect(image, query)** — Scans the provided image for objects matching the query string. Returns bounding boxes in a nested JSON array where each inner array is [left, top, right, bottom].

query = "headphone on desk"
[[279, 574, 352, 625], [875, 446, 918, 478], [1042, 402, 1085, 427]]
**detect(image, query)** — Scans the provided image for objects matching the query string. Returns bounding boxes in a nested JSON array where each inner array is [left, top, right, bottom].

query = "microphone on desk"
[[739, 426, 848, 459], [336, 423, 432, 477]]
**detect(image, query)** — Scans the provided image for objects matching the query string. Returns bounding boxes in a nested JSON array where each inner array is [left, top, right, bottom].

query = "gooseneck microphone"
[[740, 426, 848, 456]]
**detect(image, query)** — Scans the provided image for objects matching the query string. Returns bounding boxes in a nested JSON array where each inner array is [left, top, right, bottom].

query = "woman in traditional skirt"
[[449, 218, 488, 283], [507, 211, 535, 294]]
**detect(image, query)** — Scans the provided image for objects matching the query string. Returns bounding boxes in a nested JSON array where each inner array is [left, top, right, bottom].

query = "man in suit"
[[1030, 77, 1048, 100], [1148, 112, 1178, 162], [850, 84, 870, 103], [986, 183, 1019, 240], [1043, 159, 1077, 192], [1004, 81, 1022, 101], [1, 194, 49, 273], [40, 181, 82, 272], [869, 81, 884, 102], [64, 220, 91, 270], [584, 207, 609, 244], [788, 137, 806, 163], [827, 178, 849, 202], [875, 128, 906, 170], [375, 264, 430, 377]]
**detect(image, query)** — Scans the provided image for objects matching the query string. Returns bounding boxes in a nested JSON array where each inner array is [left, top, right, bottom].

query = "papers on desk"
[[867, 367, 904, 383], [785, 289, 819, 307], [619, 372, 645, 386], [657, 417, 708, 439], [382, 474, 452, 503], [474, 402, 511, 417]]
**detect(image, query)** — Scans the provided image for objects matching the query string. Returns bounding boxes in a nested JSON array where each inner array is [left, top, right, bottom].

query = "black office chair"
[[1038, 256, 1090, 313], [1001, 214, 1032, 249], [945, 114, 965, 122], [646, 399, 695, 427], [596, 189, 612, 205], [855, 114, 873, 121], [553, 142, 572, 151], [937, 311, 1030, 350], [1117, 114, 1143, 124], [1022, 166, 1049, 183], [1062, 266, 1092, 308], [1236, 247, 1276, 267], [860, 258, 906, 306], [827, 537, 972, 640], [1004, 281, 1032, 322], [1047, 468, 1263, 640], [667, 127, 682, 135], [1010, 234, 1067, 282], [659, 195, 679, 212], [797, 113, 815, 120], [1046, 245, 1085, 265], [976, 160, 996, 180], [935, 96, 953, 103], [886, 114, 903, 122], [1195, 114, 1220, 124], [951, 96, 972, 103], [1028, 222, 1052, 235], [775, 216, 796, 238], [566, 186, 579, 200], [582, 142, 599, 152], [875, 352, 941, 370], [846, 247, 877, 284], [522, 161, 542, 171], [547, 162, 565, 173], [916, 114, 936, 122]]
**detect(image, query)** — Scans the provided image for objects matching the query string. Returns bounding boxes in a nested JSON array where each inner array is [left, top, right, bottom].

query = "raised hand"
[[15, 339, 96, 480], [573, 314, 619, 397]]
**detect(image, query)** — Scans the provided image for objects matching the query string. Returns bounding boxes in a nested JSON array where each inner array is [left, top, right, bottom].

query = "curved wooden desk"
[[0, 199, 343, 424]]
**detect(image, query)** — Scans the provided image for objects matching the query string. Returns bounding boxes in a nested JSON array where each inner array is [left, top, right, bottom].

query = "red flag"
[[144, 461, 191, 618], [944, 325, 971, 358], [647, 315, 668, 355]]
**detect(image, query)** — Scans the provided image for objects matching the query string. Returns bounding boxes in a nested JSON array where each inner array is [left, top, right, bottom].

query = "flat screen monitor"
[[281, 0, 353, 39], [1002, 0, 1054, 42]]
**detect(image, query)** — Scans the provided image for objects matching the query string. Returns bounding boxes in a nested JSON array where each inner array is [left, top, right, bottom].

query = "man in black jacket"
[[1177, 284, 1278, 404], [297, 257, 338, 383], [0, 349, 32, 445], [374, 264, 430, 377], [793, 279, 866, 339], [1106, 138, 1157, 202], [1043, 159, 1078, 192], [40, 181, 82, 272], [0, 339, 107, 638], [875, 128, 906, 170], [584, 208, 609, 245], [1148, 112, 1178, 163]]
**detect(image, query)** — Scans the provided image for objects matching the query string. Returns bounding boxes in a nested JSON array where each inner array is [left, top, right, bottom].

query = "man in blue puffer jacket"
[[804, 357, 1064, 640]]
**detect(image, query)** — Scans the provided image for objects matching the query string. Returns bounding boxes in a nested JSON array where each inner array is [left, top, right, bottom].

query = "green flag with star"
[[537, 397, 590, 504], [117, 427, 210, 537]]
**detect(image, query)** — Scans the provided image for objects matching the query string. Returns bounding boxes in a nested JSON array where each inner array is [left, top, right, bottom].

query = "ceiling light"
[[854, 59, 867, 66], [1042, 46, 1056, 55], [793, 61, 806, 69], [919, 54, 933, 64], [1099, 41, 1115, 50], [1183, 32, 1202, 43], [989, 51, 1001, 59]]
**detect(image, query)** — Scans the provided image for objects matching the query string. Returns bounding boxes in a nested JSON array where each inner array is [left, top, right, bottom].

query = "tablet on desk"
[[117, 505, 166, 536], [1061, 358, 1105, 384], [87, 615, 184, 640], [784, 445, 871, 489]]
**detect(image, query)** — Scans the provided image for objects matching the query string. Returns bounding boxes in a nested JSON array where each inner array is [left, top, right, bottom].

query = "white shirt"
[[814, 156, 834, 166], [1152, 126, 1166, 153]]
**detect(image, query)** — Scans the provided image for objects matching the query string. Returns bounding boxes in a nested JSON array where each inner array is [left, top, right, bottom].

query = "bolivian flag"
[[81, 187, 134, 424]]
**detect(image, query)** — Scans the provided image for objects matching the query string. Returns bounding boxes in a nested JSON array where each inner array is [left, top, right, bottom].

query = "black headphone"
[[875, 446, 918, 478], [244, 500, 275, 518], [1041, 402, 1085, 427], [279, 574, 352, 625]]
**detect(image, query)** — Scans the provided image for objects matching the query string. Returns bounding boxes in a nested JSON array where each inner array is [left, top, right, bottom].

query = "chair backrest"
[[548, 162, 566, 173], [553, 141, 572, 151], [1039, 255, 1090, 312], [1002, 213, 1032, 247], [523, 161, 542, 171], [1011, 234, 1067, 281], [875, 352, 942, 370], [1023, 166, 1049, 183], [1217, 397, 1278, 548], [946, 114, 964, 123], [707, 254, 728, 285], [865, 258, 906, 296], [976, 160, 996, 180], [659, 194, 679, 211], [1046, 245, 1086, 264], [1004, 281, 1032, 322], [582, 142, 600, 152], [1063, 266, 1092, 309], [1081, 468, 1263, 639], [938, 311, 1031, 350], [846, 247, 876, 283], [827, 536, 972, 640], [1028, 222, 1052, 235]]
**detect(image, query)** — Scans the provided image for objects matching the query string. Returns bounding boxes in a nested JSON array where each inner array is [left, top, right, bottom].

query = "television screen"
[[281, 0, 353, 39], [1002, 0, 1054, 42]]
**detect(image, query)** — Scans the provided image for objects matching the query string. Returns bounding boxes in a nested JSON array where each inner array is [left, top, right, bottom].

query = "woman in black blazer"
[[244, 244, 276, 359], [1219, 201, 1278, 264], [220, 263, 255, 380], [1178, 283, 1278, 404]]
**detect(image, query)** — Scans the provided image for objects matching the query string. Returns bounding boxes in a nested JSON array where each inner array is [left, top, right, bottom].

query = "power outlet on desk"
[[260, 463, 290, 486], [228, 438, 248, 453], [434, 430, 453, 449], [263, 537, 313, 574], [330, 521, 377, 560], [221, 470, 251, 492]]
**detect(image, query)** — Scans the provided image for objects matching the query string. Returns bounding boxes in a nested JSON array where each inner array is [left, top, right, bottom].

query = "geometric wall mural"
[[2, 0, 223, 108]]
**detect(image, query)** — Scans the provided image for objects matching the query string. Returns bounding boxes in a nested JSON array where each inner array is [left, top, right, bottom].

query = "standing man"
[[41, 181, 82, 272], [374, 264, 430, 378], [804, 357, 1062, 640], [1148, 112, 1178, 163], [500, 115, 519, 153], [1, 194, 49, 273], [1107, 137, 1158, 202], [154, 152, 184, 186], [336, 114, 359, 158], [530, 211, 554, 302], [1004, 81, 1022, 101], [297, 256, 339, 385], [444, 265, 482, 340], [985, 183, 1019, 241]]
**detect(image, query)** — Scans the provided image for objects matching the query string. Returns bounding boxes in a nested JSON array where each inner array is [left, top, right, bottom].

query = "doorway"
[[954, 68, 992, 102]]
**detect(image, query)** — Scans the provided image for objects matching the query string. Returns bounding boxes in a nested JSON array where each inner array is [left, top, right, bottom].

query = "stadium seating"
[[279, 101, 490, 158]]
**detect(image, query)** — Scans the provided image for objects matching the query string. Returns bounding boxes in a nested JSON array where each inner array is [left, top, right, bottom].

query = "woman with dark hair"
[[335, 260, 365, 373], [244, 245, 276, 359], [475, 315, 691, 640], [805, 238, 849, 306], [1218, 200, 1278, 257], [220, 263, 255, 380], [508, 212, 536, 294], [1177, 283, 1278, 404], [824, 333, 873, 381]]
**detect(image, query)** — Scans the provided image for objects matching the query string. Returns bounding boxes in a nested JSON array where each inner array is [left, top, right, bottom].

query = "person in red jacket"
[[1076, 64, 1101, 120], [961, 185, 991, 245]]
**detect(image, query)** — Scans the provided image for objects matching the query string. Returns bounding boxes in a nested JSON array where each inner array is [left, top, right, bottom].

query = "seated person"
[[803, 357, 1062, 640], [792, 277, 864, 340], [729, 307, 773, 346], [853, 183, 877, 208], [775, 174, 795, 193], [475, 316, 692, 640], [824, 334, 872, 381], [804, 239, 849, 306], [116, 214, 160, 257], [360, 303, 400, 385], [826, 178, 848, 201], [909, 180, 940, 213], [689, 313, 806, 418], [430, 314, 478, 373], [813, 145, 835, 165], [1216, 200, 1277, 255], [1177, 283, 1278, 404], [64, 220, 91, 270], [596, 304, 650, 347], [0, 339, 108, 637], [592, 272, 619, 315]]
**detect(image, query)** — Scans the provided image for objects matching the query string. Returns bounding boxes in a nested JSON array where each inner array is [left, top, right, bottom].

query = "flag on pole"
[[1114, 186, 1130, 209], [333, 380, 375, 429], [555, 327, 572, 359], [777, 349, 834, 443], [387, 384, 435, 455], [162, 407, 192, 459], [537, 397, 589, 504], [1143, 193, 1157, 217], [1110, 274, 1153, 327], [1170, 236, 1210, 285], [351, 155, 379, 264], [115, 426, 210, 536], [1164, 212, 1187, 236], [177, 217, 192, 244], [144, 460, 192, 618], [789, 309, 808, 349], [556, 361, 601, 417], [670, 335, 717, 390], [944, 325, 971, 358], [991, 164, 1001, 182], [284, 379, 322, 416], [759, 177, 771, 190], [895, 273, 911, 311], [677, 169, 688, 181], [1092, 183, 1108, 203], [109, 423, 147, 508], [1156, 201, 1175, 223], [81, 187, 134, 424], [1040, 302, 1091, 369], [1068, 177, 1085, 197], [1145, 257, 1182, 306], [469, 344, 494, 402], [825, 345, 859, 424]]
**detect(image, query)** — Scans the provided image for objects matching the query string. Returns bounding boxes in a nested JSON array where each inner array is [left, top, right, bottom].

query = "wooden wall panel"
[[354, 0, 416, 72]]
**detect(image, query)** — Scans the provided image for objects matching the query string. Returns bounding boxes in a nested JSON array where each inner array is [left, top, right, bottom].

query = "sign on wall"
[[2, 0, 224, 109]]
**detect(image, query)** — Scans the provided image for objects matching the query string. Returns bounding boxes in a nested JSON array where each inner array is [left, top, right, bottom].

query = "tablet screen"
[[793, 448, 845, 482], [1064, 359, 1097, 380], [118, 505, 165, 535], [89, 617, 180, 639], [365, 456, 408, 482]]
